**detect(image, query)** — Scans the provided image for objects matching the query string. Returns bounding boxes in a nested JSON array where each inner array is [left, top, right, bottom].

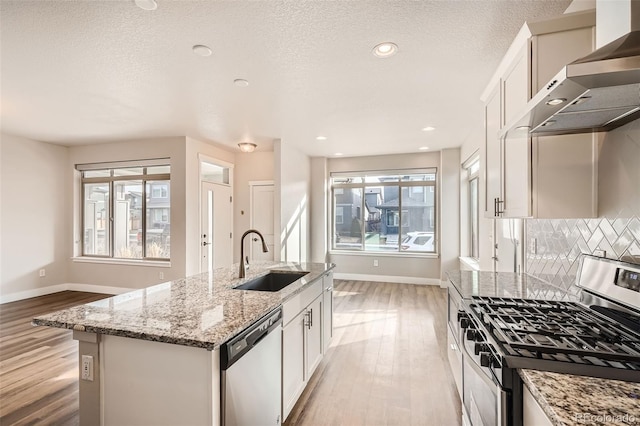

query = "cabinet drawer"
[[447, 325, 463, 400], [282, 277, 323, 326]]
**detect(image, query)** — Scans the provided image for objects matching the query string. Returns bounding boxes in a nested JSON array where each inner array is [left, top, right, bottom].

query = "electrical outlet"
[[39, 269, 46, 277], [373, 259, 379, 267], [159, 272, 164, 280], [81, 355, 94, 381]]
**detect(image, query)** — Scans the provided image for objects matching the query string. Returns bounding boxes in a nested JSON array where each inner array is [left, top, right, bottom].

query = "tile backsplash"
[[525, 120, 640, 294]]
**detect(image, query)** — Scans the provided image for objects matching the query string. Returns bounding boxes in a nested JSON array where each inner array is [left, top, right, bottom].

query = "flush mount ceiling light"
[[316, 136, 327, 141], [234, 79, 249, 87], [135, 0, 157, 10], [419, 146, 429, 150], [546, 98, 566, 106], [334, 153, 344, 156], [192, 45, 212, 57], [515, 126, 530, 131], [421, 126, 435, 132], [372, 42, 398, 58], [238, 142, 257, 153]]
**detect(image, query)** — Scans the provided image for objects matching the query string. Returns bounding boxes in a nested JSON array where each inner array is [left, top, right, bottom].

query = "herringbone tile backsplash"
[[526, 217, 640, 295], [525, 120, 640, 295]]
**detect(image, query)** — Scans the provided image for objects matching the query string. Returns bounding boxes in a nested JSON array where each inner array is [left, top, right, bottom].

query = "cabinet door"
[[502, 45, 530, 126], [282, 310, 306, 421], [484, 84, 502, 217], [322, 273, 333, 354], [502, 135, 531, 218], [305, 296, 323, 380]]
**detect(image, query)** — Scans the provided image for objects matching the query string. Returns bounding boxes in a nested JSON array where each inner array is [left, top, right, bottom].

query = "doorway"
[[249, 181, 275, 261], [200, 155, 234, 274]]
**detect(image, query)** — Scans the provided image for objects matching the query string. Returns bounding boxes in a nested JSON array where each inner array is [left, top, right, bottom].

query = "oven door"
[[460, 338, 510, 426]]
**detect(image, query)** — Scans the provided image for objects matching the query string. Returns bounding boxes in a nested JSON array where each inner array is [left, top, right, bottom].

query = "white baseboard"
[[333, 273, 440, 286], [0, 283, 134, 304]]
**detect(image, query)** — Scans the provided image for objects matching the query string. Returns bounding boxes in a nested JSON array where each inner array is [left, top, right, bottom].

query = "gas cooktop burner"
[[468, 296, 640, 379]]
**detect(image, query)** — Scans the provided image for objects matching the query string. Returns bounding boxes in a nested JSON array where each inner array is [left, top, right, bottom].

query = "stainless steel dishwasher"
[[220, 307, 282, 426]]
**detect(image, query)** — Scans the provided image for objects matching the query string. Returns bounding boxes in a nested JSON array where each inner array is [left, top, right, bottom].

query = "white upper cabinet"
[[483, 10, 598, 219]]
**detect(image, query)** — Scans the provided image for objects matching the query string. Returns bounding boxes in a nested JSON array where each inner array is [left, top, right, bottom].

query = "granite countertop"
[[520, 369, 640, 426], [446, 270, 579, 302], [33, 261, 335, 350]]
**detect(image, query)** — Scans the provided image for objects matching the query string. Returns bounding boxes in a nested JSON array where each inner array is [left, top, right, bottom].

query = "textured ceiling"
[[0, 0, 573, 157]]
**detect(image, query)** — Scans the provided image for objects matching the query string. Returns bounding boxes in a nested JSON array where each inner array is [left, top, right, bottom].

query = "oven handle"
[[459, 337, 509, 426]]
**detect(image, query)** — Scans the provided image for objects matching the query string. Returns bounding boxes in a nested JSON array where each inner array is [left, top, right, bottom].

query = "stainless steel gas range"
[[450, 255, 640, 426]]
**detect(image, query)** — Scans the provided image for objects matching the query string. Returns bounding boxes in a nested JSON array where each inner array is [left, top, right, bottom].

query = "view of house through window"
[[331, 169, 436, 253], [79, 161, 171, 260]]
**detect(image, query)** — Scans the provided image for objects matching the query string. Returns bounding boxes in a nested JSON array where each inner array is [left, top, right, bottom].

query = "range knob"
[[460, 317, 471, 329], [466, 329, 477, 341], [479, 352, 493, 368], [457, 311, 467, 321], [474, 343, 488, 355]]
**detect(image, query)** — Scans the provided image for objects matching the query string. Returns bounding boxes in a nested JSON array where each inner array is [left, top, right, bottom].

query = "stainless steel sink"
[[234, 271, 309, 292]]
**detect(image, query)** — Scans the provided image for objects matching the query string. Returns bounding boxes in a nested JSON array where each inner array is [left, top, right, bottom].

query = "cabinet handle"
[[309, 308, 313, 328], [304, 310, 311, 329]]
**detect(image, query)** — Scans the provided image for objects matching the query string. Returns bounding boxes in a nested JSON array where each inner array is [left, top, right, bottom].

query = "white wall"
[[310, 157, 328, 263], [1, 134, 70, 299], [274, 140, 311, 263], [327, 152, 442, 283], [233, 151, 275, 263], [440, 148, 461, 283], [68, 137, 187, 289], [185, 137, 235, 275]]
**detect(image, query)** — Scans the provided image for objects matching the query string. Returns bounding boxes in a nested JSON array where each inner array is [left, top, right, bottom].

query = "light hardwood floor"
[[285, 280, 462, 426], [0, 291, 110, 426], [0, 282, 461, 425]]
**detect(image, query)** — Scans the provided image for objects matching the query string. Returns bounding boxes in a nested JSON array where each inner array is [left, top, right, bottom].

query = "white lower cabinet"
[[322, 271, 334, 354], [282, 276, 328, 421]]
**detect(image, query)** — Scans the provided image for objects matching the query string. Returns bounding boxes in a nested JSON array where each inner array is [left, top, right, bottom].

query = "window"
[[78, 160, 171, 260], [331, 169, 436, 253], [466, 158, 480, 259]]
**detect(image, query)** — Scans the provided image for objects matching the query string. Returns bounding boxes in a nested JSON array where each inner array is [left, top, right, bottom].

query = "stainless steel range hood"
[[504, 3, 640, 137]]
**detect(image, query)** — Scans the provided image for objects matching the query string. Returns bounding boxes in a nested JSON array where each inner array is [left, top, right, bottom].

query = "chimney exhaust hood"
[[503, 4, 640, 138]]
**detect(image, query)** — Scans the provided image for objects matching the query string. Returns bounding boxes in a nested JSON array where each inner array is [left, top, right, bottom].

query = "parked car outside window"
[[401, 231, 434, 252]]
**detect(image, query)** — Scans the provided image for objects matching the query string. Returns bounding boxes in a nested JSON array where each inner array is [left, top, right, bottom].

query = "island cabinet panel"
[[281, 274, 328, 421], [523, 384, 553, 426], [306, 294, 323, 378], [322, 271, 334, 353], [282, 310, 306, 420], [101, 335, 220, 426]]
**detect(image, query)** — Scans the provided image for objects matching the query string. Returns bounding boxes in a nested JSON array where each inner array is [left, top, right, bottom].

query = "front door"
[[201, 182, 233, 273]]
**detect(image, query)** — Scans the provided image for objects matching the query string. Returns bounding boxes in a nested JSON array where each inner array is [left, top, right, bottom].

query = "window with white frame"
[[331, 169, 437, 253], [466, 158, 480, 259], [78, 160, 171, 260]]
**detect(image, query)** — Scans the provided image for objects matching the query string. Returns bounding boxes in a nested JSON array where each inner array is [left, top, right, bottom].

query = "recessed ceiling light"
[[234, 79, 249, 87], [515, 126, 530, 131], [419, 146, 429, 150], [192, 45, 212, 57], [421, 126, 435, 132], [546, 98, 566, 106], [372, 42, 398, 58], [135, 0, 157, 11], [316, 136, 327, 141], [540, 120, 556, 127], [334, 153, 344, 156]]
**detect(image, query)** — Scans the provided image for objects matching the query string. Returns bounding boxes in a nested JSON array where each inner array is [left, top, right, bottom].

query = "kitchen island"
[[33, 261, 335, 426], [447, 270, 640, 426]]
